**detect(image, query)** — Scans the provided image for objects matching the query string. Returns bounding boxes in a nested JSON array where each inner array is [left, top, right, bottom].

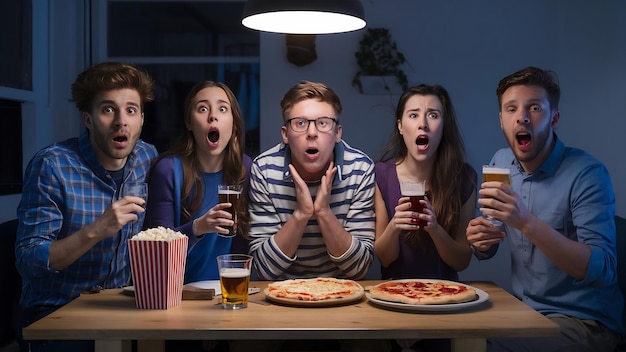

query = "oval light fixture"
[[242, 0, 366, 34]]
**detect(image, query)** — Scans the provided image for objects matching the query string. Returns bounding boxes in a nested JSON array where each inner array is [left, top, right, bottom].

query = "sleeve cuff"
[[471, 243, 498, 260]]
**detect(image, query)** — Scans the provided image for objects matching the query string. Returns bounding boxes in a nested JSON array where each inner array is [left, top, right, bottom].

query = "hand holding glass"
[[218, 184, 242, 237], [399, 181, 427, 227], [121, 182, 148, 208], [121, 182, 148, 234], [481, 166, 511, 228], [217, 254, 253, 309]]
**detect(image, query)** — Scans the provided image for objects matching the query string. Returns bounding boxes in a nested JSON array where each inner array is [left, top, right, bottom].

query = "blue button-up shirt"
[[488, 136, 623, 335], [16, 129, 157, 312]]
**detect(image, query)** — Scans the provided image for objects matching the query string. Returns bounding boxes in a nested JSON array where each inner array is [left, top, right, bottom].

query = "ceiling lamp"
[[242, 0, 366, 34]]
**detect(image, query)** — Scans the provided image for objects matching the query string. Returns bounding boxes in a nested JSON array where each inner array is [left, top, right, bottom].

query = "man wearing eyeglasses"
[[248, 80, 375, 281]]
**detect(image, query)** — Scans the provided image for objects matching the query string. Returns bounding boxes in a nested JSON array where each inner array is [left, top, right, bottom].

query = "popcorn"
[[131, 226, 186, 241], [128, 227, 188, 309]]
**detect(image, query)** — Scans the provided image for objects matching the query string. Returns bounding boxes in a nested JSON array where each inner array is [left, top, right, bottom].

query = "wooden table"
[[22, 281, 559, 352]]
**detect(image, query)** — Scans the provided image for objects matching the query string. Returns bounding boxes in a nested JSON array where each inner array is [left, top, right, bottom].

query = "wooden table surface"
[[22, 280, 559, 352]]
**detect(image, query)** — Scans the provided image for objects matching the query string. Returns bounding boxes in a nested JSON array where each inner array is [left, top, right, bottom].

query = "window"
[[0, 0, 32, 195], [0, 0, 32, 91], [100, 0, 260, 155], [0, 100, 23, 195]]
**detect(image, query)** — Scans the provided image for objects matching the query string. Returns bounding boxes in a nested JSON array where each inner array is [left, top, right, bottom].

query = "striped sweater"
[[248, 140, 375, 280]]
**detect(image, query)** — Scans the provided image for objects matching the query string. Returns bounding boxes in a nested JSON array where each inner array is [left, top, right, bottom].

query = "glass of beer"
[[217, 254, 253, 309], [481, 165, 512, 228], [399, 180, 427, 226], [217, 184, 242, 238]]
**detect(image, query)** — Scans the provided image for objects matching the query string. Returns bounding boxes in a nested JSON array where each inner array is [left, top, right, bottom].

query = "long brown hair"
[[160, 81, 249, 236], [381, 84, 469, 245]]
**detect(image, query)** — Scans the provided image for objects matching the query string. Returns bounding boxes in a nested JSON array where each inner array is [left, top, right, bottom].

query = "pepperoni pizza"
[[368, 279, 477, 305]]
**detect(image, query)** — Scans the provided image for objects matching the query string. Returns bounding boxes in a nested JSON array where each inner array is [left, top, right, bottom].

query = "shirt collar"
[[512, 133, 564, 177], [280, 140, 345, 185], [534, 134, 564, 177], [79, 129, 102, 173]]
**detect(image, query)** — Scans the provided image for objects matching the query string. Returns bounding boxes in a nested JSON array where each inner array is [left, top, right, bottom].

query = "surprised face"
[[499, 85, 559, 173], [83, 88, 144, 171], [187, 86, 234, 165], [397, 94, 444, 164], [281, 99, 342, 182]]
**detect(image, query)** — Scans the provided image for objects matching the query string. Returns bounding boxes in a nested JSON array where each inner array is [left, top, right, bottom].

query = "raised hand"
[[289, 164, 315, 221], [92, 197, 146, 240], [313, 162, 337, 216]]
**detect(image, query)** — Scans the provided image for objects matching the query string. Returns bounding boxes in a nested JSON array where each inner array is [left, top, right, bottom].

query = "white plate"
[[365, 280, 489, 312], [123, 281, 260, 296], [186, 280, 222, 295]]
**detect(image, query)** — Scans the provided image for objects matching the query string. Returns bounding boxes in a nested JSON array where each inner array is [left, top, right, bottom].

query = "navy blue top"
[[145, 155, 252, 283]]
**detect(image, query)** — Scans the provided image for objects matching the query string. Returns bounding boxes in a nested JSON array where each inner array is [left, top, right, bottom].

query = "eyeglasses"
[[285, 117, 337, 133]]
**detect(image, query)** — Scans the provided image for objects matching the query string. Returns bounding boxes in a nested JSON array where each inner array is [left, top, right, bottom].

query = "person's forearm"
[[374, 227, 401, 267], [521, 214, 590, 279], [316, 209, 353, 257], [428, 224, 471, 271], [48, 224, 101, 270], [272, 209, 309, 257]]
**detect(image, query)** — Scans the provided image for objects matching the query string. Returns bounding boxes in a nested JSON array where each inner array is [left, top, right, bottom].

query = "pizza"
[[265, 277, 364, 302], [368, 279, 477, 305]]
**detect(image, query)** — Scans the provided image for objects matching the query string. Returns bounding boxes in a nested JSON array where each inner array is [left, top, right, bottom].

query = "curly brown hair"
[[71, 62, 155, 113]]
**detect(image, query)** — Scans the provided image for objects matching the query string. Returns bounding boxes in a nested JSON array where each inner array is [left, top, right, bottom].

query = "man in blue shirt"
[[15, 62, 158, 352], [466, 66, 623, 351]]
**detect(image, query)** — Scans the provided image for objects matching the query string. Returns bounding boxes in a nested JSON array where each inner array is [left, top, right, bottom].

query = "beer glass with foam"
[[399, 180, 427, 226], [217, 254, 253, 309], [481, 166, 511, 228], [218, 184, 242, 237]]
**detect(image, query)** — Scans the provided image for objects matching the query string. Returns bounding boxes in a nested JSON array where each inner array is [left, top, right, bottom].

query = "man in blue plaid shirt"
[[15, 62, 158, 352]]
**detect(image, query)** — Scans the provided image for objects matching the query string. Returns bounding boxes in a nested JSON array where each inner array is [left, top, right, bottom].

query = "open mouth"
[[516, 132, 531, 148], [306, 148, 319, 155], [112, 133, 129, 146], [416, 135, 429, 151], [208, 129, 220, 143]]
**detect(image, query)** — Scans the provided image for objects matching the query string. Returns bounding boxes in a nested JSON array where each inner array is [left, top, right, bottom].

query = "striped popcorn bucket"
[[128, 236, 188, 309]]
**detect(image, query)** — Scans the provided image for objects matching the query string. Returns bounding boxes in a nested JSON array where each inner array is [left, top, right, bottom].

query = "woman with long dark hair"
[[374, 84, 476, 352], [375, 84, 476, 280]]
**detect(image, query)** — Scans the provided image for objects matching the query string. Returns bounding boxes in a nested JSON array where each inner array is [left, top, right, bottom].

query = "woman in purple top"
[[374, 84, 476, 281], [374, 85, 477, 280], [145, 81, 252, 284], [374, 84, 476, 352]]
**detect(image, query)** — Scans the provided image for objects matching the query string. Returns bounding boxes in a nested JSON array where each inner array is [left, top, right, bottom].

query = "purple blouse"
[[375, 158, 476, 280]]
